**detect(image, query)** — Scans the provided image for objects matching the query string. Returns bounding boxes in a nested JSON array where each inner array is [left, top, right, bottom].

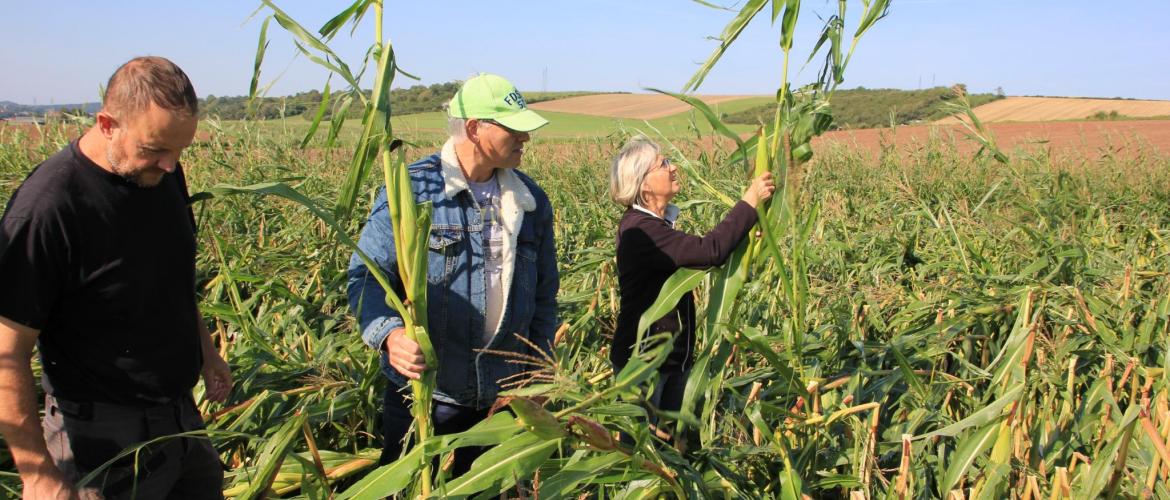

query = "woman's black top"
[[611, 201, 757, 372]]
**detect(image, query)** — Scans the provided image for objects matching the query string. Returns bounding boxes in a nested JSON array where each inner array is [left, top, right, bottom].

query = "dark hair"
[[103, 56, 198, 117]]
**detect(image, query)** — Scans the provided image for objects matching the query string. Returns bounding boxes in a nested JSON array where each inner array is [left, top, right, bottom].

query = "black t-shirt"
[[0, 140, 202, 406]]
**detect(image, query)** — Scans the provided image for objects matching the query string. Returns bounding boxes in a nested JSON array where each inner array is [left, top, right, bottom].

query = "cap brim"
[[495, 109, 549, 132]]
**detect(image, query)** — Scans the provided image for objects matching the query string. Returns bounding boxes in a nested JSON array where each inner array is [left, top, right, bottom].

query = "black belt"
[[50, 394, 188, 422]]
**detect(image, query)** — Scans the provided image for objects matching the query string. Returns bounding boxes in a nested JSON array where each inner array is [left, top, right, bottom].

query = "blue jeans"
[[379, 385, 489, 476]]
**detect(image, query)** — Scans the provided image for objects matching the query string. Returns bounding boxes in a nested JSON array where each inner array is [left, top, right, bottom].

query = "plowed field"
[[817, 120, 1170, 158], [529, 94, 755, 120], [935, 97, 1170, 124]]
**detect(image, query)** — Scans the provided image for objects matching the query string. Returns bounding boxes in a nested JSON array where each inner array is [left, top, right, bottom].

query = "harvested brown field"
[[934, 96, 1170, 124], [529, 93, 754, 120], [816, 120, 1170, 159]]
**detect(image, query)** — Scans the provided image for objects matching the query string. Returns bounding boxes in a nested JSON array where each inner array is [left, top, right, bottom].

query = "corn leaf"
[[437, 433, 561, 498], [300, 76, 331, 149], [538, 452, 627, 500], [234, 412, 307, 500], [1078, 404, 1140, 497], [635, 268, 706, 353], [439, 412, 521, 449], [335, 37, 397, 221], [988, 291, 1034, 392], [248, 16, 271, 103], [939, 419, 1000, 494], [318, 0, 369, 39], [261, 0, 361, 92], [855, 0, 891, 39], [684, 0, 768, 92], [918, 383, 1023, 440], [733, 326, 807, 397], [779, 0, 800, 51], [777, 444, 804, 500], [648, 87, 747, 170], [326, 93, 354, 149], [336, 445, 423, 500]]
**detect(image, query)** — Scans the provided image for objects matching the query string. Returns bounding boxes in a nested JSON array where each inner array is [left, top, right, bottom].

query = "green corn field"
[[4, 0, 1170, 498], [4, 97, 1170, 499]]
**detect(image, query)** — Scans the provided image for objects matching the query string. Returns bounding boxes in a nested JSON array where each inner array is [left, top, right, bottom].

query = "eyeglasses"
[[650, 157, 672, 171], [478, 119, 522, 135]]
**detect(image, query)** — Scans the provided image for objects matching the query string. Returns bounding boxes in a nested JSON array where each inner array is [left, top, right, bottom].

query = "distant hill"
[[0, 100, 100, 119], [723, 86, 1003, 130]]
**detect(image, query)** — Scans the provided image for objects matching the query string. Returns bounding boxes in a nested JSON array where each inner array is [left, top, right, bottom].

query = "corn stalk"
[[638, 0, 890, 478], [220, 0, 439, 495]]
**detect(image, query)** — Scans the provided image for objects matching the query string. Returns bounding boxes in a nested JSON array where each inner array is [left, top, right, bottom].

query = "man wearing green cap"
[[347, 73, 559, 473]]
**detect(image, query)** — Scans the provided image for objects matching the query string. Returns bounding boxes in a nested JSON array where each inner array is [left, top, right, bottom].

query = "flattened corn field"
[[3, 116, 1170, 498]]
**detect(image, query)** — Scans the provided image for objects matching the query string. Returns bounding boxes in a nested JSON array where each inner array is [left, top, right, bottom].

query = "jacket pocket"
[[427, 227, 464, 286]]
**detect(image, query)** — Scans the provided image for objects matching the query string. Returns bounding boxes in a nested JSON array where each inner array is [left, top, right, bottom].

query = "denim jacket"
[[347, 139, 559, 409]]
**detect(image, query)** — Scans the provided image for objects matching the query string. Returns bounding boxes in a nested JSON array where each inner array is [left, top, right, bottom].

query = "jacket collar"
[[632, 203, 680, 227], [440, 138, 536, 212]]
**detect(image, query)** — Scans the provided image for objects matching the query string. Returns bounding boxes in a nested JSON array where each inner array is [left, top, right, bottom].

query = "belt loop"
[[53, 397, 94, 421]]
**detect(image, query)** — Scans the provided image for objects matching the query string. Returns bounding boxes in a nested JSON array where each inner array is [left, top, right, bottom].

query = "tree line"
[[201, 81, 464, 121], [199, 83, 596, 121]]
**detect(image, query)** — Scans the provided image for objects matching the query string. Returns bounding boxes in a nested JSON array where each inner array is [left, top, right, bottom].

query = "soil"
[[815, 120, 1170, 159], [935, 97, 1170, 124]]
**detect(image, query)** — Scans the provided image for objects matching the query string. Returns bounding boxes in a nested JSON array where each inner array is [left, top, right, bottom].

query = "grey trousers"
[[42, 394, 225, 499]]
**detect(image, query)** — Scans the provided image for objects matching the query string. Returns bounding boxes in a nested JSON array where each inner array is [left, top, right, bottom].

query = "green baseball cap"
[[447, 73, 549, 132]]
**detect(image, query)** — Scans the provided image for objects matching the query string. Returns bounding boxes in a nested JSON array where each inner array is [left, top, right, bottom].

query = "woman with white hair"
[[610, 135, 774, 428]]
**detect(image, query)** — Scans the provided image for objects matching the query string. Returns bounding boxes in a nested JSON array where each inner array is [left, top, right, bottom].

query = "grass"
[[1085, 110, 1170, 122]]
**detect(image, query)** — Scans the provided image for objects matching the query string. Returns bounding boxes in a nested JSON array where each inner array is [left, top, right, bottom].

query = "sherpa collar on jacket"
[[440, 138, 536, 211], [438, 138, 536, 340]]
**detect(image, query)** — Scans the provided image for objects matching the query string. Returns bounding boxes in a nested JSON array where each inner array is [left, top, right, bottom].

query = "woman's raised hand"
[[741, 172, 776, 208]]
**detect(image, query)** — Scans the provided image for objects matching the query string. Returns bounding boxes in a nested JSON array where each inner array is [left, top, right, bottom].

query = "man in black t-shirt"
[[0, 57, 231, 499]]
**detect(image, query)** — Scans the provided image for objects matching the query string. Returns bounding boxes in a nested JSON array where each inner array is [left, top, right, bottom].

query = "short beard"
[[106, 147, 163, 188]]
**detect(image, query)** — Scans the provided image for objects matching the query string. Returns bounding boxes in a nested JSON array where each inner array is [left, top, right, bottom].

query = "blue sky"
[[2, 1, 1167, 105]]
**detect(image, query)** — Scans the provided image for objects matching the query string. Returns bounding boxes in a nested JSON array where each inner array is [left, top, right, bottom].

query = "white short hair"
[[609, 136, 660, 207], [448, 116, 468, 142]]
